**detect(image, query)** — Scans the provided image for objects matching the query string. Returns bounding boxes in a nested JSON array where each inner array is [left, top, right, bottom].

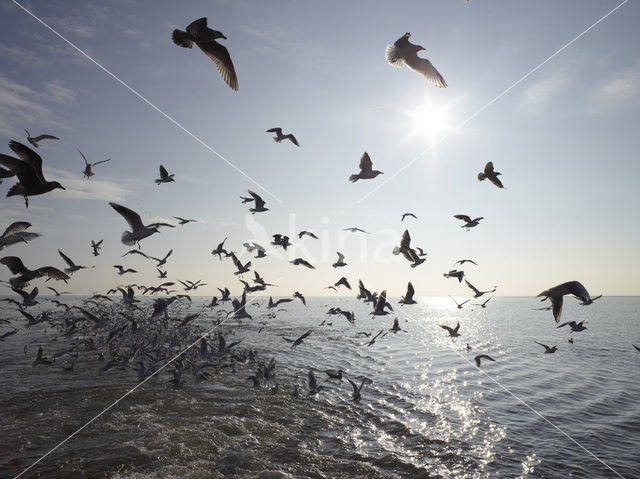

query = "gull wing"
[[36, 266, 70, 282], [78, 149, 90, 166], [400, 229, 411, 249], [1, 222, 31, 238], [359, 152, 373, 174], [465, 280, 481, 295], [248, 190, 265, 209], [454, 214, 472, 223], [9, 141, 45, 183], [404, 53, 447, 88], [109, 202, 145, 231], [0, 256, 27, 274], [58, 250, 76, 268], [196, 40, 238, 91]]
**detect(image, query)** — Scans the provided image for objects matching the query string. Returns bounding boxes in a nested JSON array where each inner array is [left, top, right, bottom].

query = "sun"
[[406, 95, 454, 143]]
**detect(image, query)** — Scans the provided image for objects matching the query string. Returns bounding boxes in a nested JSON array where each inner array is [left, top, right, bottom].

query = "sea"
[[0, 295, 638, 479]]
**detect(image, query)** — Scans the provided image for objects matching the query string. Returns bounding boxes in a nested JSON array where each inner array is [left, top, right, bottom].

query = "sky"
[[0, 0, 638, 299]]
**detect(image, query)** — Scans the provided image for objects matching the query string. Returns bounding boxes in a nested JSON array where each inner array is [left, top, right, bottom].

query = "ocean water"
[[0, 295, 638, 479]]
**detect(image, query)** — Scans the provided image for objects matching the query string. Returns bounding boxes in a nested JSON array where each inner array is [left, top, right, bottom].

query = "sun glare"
[[407, 96, 454, 143]]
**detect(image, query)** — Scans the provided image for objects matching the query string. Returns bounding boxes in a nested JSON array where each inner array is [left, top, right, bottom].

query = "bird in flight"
[[266, 128, 299, 147], [173, 216, 197, 226], [392, 230, 425, 268], [474, 354, 495, 367], [155, 165, 175, 185], [0, 141, 65, 208], [443, 269, 465, 283], [78, 149, 110, 179], [454, 215, 484, 231], [109, 202, 161, 246], [343, 227, 369, 234], [90, 239, 103, 256], [440, 322, 461, 337], [478, 161, 504, 189], [332, 252, 347, 268], [534, 341, 558, 353], [290, 258, 315, 269], [449, 295, 470, 309], [399, 282, 417, 305], [385, 32, 447, 88], [452, 259, 477, 267], [349, 152, 383, 182], [172, 17, 238, 91], [0, 222, 40, 251], [25, 129, 59, 148], [245, 190, 268, 214], [537, 280, 592, 323], [465, 280, 496, 298], [401, 213, 417, 221]]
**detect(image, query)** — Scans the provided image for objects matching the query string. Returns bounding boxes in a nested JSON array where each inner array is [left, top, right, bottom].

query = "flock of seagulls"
[[0, 18, 633, 433]]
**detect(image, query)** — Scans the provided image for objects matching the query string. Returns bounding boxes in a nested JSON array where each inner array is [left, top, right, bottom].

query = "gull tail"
[[172, 29, 193, 48], [349, 174, 360, 182]]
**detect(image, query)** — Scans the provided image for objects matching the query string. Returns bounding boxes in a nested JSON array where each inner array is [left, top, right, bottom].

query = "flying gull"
[[477, 161, 504, 189], [385, 32, 447, 88], [109, 202, 161, 246], [0, 140, 65, 208], [172, 17, 238, 91], [349, 152, 383, 182], [25, 129, 59, 148], [78, 149, 110, 179], [266, 128, 299, 147], [155, 165, 175, 184], [537, 280, 592, 323]]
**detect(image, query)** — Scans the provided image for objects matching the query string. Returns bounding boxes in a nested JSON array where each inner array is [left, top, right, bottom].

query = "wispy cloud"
[[43, 79, 76, 103], [47, 169, 131, 202], [43, 16, 95, 39], [521, 71, 569, 112], [598, 65, 640, 102], [0, 43, 47, 68]]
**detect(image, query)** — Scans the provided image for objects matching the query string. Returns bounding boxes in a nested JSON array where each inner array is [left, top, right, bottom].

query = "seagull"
[[324, 369, 344, 380], [0, 221, 41, 251], [343, 227, 369, 234], [474, 354, 495, 367], [155, 165, 175, 185], [293, 291, 306, 306], [0, 140, 65, 208], [557, 320, 588, 332], [454, 215, 484, 231], [537, 281, 592, 323], [290, 258, 315, 269], [172, 17, 238, 91], [332, 252, 347, 268], [385, 32, 447, 88], [449, 295, 470, 309], [109, 202, 161, 246], [307, 370, 322, 395], [266, 128, 299, 147], [218, 287, 231, 302], [0, 256, 69, 289], [348, 377, 368, 402], [478, 161, 504, 189], [401, 213, 417, 221], [25, 130, 59, 148], [440, 322, 461, 337], [78, 149, 110, 179], [535, 341, 558, 353], [349, 152, 383, 182], [399, 282, 417, 305], [366, 329, 387, 347], [443, 269, 465, 283], [246, 190, 268, 214], [357, 280, 378, 304], [285, 330, 311, 348], [47, 286, 70, 296], [268, 296, 293, 309], [58, 250, 94, 274], [390, 317, 402, 332], [474, 297, 491, 308], [465, 280, 496, 298], [173, 216, 197, 226], [371, 290, 392, 316], [211, 237, 228, 260], [12, 286, 39, 307], [298, 231, 318, 239], [230, 253, 251, 275], [232, 291, 252, 320], [149, 249, 173, 267], [271, 234, 291, 249], [453, 259, 477, 267], [90, 239, 103, 257], [334, 276, 351, 290], [392, 230, 425, 268]]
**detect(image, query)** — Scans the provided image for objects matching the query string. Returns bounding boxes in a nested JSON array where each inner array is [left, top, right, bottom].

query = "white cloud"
[[43, 79, 76, 104], [46, 168, 131, 202], [599, 66, 640, 102], [0, 43, 47, 69], [521, 71, 569, 112]]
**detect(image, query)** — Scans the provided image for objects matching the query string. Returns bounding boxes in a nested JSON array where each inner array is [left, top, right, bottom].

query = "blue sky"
[[0, 0, 638, 298]]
